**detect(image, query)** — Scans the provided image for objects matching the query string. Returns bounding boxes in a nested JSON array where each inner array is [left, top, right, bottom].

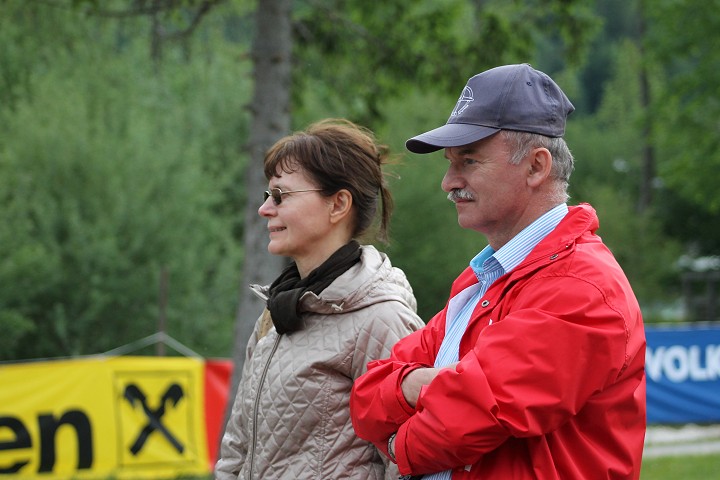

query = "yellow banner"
[[0, 356, 209, 479]]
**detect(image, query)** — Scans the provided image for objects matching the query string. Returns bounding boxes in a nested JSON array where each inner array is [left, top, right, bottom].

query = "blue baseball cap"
[[406, 64, 575, 154]]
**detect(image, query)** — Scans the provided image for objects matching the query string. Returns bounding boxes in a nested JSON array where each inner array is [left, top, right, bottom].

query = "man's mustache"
[[447, 189, 474, 203]]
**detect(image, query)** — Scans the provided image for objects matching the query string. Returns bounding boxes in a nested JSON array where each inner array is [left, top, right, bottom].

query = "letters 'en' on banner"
[[0, 356, 224, 480]]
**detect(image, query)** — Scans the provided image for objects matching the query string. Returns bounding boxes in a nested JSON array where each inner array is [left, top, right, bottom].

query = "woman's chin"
[[267, 242, 286, 257]]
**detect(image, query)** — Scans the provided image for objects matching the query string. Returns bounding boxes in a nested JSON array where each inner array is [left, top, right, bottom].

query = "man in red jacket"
[[350, 64, 646, 479]]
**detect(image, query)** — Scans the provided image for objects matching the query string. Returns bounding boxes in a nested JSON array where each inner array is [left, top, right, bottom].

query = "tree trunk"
[[221, 0, 293, 440]]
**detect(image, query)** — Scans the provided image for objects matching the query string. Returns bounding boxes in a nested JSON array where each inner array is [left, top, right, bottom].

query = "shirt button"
[[481, 300, 490, 307]]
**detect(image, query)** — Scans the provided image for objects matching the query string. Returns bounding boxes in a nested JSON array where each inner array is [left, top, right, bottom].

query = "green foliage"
[[293, 0, 599, 126], [565, 38, 682, 309], [567, 39, 646, 201], [0, 1, 249, 360], [2, 0, 716, 361], [644, 0, 720, 249]]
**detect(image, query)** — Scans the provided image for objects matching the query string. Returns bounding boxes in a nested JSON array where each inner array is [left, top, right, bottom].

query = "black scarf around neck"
[[267, 240, 362, 335]]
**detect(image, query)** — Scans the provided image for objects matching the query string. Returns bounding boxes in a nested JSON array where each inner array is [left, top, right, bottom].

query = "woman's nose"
[[258, 197, 275, 217]]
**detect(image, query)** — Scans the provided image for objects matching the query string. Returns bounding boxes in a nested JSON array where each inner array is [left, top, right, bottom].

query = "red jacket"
[[350, 204, 646, 479]]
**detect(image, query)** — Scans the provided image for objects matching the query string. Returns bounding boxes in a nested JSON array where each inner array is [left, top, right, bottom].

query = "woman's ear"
[[329, 189, 353, 224], [527, 147, 553, 188]]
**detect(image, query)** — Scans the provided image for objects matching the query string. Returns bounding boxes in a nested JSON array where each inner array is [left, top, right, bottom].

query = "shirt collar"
[[469, 203, 568, 277]]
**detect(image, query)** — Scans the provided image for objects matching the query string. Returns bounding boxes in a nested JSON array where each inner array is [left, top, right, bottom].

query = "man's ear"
[[527, 147, 553, 188], [329, 189, 353, 224]]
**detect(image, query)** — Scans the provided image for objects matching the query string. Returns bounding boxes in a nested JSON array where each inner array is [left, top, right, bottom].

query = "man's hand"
[[401, 363, 458, 408]]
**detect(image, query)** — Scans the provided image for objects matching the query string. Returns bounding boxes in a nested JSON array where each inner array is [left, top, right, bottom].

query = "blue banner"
[[646, 325, 720, 424]]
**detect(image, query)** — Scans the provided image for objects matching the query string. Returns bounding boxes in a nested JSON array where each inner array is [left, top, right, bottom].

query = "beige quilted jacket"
[[215, 246, 424, 480]]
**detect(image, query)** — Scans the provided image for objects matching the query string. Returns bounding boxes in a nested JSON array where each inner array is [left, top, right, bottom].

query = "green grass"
[[641, 453, 720, 479]]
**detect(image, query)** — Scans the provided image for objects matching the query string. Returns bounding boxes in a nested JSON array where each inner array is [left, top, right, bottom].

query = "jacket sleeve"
[[350, 301, 425, 380], [392, 275, 633, 475], [350, 307, 447, 451], [214, 314, 264, 479]]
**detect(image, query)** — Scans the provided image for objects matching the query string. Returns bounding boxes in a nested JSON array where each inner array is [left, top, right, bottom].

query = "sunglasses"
[[263, 187, 323, 206]]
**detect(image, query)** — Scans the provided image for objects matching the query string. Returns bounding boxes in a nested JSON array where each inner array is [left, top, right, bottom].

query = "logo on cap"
[[451, 86, 474, 117]]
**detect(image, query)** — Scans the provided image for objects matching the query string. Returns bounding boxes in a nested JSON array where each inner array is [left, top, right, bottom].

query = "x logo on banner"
[[123, 383, 185, 455]]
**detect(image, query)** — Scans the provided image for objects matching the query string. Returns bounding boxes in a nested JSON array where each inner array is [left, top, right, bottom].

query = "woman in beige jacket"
[[215, 119, 424, 480]]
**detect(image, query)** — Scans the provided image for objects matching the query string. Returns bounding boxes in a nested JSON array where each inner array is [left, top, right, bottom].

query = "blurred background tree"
[[1, 0, 718, 363], [0, 1, 248, 359]]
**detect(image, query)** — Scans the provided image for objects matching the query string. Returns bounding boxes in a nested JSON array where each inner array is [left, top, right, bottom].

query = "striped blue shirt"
[[423, 203, 568, 480]]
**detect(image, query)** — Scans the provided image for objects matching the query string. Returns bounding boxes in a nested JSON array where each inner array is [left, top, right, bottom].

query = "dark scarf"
[[267, 240, 362, 335]]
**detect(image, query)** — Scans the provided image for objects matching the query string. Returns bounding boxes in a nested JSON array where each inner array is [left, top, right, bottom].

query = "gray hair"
[[500, 130, 574, 201]]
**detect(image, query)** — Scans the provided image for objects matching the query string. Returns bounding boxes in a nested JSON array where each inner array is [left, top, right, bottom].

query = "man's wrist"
[[387, 432, 397, 462]]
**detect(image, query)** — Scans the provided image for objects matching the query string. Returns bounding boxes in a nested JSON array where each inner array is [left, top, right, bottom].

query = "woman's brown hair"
[[263, 118, 395, 243]]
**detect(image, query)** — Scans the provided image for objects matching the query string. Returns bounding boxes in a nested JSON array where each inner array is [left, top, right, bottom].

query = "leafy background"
[[1, 0, 718, 361]]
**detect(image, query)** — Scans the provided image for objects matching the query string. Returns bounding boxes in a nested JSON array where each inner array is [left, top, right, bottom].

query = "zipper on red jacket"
[[248, 333, 282, 479]]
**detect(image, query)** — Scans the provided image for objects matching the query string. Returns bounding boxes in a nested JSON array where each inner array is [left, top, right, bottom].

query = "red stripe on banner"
[[204, 359, 233, 469]]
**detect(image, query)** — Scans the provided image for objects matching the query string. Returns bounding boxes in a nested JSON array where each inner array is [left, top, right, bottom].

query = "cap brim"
[[405, 123, 500, 154]]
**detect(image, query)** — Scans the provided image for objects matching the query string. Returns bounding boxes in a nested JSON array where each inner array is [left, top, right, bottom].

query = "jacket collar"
[[450, 203, 599, 296]]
